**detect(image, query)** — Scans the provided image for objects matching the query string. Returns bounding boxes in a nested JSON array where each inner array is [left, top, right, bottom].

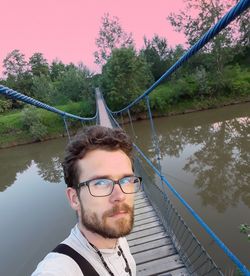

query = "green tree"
[[94, 13, 134, 65], [55, 64, 93, 104], [29, 52, 49, 77], [167, 0, 235, 75], [101, 47, 153, 111], [31, 75, 55, 104], [3, 49, 28, 78], [2, 49, 33, 100], [140, 35, 172, 81], [49, 59, 66, 81]]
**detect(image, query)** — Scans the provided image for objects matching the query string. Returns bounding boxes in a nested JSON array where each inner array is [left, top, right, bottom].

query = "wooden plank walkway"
[[128, 191, 189, 276], [96, 88, 189, 275], [96, 88, 112, 128]]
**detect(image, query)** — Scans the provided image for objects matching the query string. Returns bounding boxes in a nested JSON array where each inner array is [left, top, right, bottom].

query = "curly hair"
[[62, 126, 133, 188]]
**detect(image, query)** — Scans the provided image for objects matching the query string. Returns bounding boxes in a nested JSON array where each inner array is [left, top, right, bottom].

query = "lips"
[[104, 204, 132, 218], [109, 211, 128, 217]]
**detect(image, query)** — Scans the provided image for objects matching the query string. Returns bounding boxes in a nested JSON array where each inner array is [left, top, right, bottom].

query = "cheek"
[[83, 197, 109, 215], [127, 194, 135, 203]]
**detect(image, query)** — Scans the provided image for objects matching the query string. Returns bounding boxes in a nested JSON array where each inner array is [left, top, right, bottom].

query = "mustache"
[[103, 204, 133, 217]]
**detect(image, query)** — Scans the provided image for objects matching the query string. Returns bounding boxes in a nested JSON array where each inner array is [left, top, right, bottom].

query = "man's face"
[[76, 149, 134, 239]]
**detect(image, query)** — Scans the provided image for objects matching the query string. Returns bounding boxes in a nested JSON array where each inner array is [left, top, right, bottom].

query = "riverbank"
[[0, 101, 94, 149], [0, 94, 249, 149]]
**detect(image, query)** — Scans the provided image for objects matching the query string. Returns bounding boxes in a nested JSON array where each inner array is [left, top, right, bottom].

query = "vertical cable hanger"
[[145, 96, 166, 196], [80, 120, 85, 129], [63, 116, 71, 141], [120, 112, 124, 128], [127, 109, 137, 139]]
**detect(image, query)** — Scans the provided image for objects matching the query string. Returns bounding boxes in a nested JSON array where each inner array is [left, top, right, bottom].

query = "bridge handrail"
[[106, 107, 250, 276], [111, 0, 250, 115], [0, 85, 97, 121]]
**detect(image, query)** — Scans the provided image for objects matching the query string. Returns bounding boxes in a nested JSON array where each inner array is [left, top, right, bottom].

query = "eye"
[[91, 179, 111, 186], [120, 176, 133, 185]]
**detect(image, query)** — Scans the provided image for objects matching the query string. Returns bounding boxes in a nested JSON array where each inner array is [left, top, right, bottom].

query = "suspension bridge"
[[0, 0, 249, 275]]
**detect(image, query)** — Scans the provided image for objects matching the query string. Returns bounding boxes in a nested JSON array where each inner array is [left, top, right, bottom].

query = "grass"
[[149, 80, 250, 117], [0, 91, 249, 148], [0, 101, 95, 148]]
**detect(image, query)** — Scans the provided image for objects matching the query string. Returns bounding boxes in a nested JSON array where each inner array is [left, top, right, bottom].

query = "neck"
[[78, 223, 117, 249]]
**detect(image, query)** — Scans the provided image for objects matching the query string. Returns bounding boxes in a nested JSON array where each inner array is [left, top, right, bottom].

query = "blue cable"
[[0, 85, 97, 122]]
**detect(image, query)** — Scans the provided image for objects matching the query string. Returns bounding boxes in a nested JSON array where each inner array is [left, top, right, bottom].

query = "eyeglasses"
[[77, 176, 142, 197]]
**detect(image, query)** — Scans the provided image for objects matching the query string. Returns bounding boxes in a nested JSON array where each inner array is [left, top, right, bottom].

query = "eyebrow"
[[87, 173, 135, 181]]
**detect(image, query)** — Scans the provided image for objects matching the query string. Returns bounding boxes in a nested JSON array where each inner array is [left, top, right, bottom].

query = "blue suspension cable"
[[0, 85, 97, 122], [111, 0, 250, 115]]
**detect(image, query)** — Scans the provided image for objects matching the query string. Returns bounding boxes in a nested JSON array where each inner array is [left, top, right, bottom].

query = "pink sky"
[[1, 0, 186, 75]]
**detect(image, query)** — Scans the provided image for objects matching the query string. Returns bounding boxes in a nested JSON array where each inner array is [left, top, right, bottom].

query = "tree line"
[[0, 51, 94, 113], [97, 0, 249, 112], [1, 0, 249, 115]]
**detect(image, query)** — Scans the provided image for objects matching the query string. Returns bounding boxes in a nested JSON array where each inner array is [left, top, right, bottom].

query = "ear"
[[66, 187, 80, 211]]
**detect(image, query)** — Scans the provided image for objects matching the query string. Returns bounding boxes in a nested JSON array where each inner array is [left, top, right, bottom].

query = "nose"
[[109, 182, 125, 203]]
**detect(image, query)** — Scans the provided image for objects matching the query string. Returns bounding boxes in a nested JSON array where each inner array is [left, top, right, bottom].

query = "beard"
[[79, 201, 134, 239]]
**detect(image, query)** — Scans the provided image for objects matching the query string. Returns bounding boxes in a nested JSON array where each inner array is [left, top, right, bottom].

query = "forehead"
[[77, 149, 133, 180]]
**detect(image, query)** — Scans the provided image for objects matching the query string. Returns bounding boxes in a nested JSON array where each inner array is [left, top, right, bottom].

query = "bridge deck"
[[96, 89, 189, 275], [129, 190, 188, 276]]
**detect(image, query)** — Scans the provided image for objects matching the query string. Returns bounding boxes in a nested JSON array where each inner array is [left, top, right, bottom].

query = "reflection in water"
[[0, 137, 76, 276], [0, 139, 65, 192], [0, 103, 249, 274], [184, 117, 250, 212], [37, 157, 63, 183], [132, 105, 250, 213], [129, 103, 250, 270]]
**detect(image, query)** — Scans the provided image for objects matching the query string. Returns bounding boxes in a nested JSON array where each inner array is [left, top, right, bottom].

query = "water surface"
[[0, 103, 249, 275], [0, 138, 76, 276], [126, 102, 250, 272]]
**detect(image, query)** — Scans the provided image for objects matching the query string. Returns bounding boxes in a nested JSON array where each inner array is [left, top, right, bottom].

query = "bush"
[[0, 98, 12, 113], [21, 106, 48, 141]]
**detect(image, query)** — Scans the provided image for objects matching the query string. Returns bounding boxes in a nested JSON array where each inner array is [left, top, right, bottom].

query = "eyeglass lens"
[[88, 176, 141, 196]]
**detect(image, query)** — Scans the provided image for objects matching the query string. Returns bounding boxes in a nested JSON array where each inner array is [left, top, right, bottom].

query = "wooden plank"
[[130, 237, 172, 254], [158, 267, 189, 276], [134, 198, 149, 205], [127, 225, 164, 241], [134, 206, 154, 215], [134, 196, 146, 202], [136, 254, 186, 276], [133, 215, 159, 227], [131, 220, 162, 233], [135, 191, 146, 197], [134, 210, 158, 222], [135, 193, 146, 200], [135, 201, 151, 209], [128, 232, 168, 247], [133, 244, 177, 265]]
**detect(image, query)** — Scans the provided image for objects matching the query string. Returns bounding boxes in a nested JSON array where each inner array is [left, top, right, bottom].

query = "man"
[[32, 126, 141, 276]]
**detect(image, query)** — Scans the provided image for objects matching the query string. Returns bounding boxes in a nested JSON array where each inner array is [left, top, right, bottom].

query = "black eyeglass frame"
[[76, 176, 142, 197]]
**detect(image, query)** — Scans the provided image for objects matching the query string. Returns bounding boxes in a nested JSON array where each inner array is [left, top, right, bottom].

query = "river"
[[0, 102, 249, 275]]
